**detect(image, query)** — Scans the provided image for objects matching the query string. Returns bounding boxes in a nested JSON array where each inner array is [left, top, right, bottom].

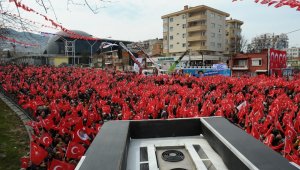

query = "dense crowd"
[[0, 64, 299, 169]]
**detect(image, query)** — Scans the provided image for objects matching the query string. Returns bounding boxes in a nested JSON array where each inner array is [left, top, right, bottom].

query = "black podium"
[[76, 117, 298, 170]]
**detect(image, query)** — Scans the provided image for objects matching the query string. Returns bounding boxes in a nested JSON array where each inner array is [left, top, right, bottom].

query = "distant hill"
[[0, 28, 49, 54]]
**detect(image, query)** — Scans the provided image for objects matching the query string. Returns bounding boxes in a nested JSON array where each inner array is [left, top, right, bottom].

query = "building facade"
[[162, 5, 230, 58], [225, 19, 243, 55], [230, 50, 269, 76], [286, 47, 300, 68], [287, 47, 300, 59], [129, 39, 163, 57]]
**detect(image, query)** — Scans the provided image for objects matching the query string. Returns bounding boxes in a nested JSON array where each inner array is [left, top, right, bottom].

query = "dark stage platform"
[[76, 117, 298, 170]]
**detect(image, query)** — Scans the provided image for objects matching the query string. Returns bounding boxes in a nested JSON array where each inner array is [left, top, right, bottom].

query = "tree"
[[0, 0, 114, 33], [236, 35, 248, 53], [248, 33, 289, 53]]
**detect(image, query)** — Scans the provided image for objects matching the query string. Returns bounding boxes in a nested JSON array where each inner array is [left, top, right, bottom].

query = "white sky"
[[4, 0, 300, 47]]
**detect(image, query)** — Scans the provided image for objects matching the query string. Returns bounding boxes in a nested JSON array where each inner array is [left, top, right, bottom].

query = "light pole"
[[200, 51, 204, 67]]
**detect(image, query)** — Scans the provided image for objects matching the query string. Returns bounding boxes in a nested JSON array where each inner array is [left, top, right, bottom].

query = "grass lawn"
[[0, 99, 29, 170]]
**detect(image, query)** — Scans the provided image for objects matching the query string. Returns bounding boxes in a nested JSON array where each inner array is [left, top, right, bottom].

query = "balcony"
[[187, 25, 207, 32], [187, 15, 207, 22], [188, 46, 207, 51], [232, 65, 248, 70], [187, 36, 207, 42], [114, 59, 123, 63]]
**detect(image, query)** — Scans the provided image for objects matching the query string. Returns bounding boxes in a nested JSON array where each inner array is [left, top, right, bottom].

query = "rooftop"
[[162, 5, 230, 19]]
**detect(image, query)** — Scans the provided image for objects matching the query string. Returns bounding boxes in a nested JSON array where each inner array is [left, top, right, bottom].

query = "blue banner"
[[182, 68, 231, 77]]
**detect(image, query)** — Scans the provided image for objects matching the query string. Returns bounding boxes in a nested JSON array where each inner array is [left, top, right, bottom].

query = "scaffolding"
[[64, 40, 76, 64]]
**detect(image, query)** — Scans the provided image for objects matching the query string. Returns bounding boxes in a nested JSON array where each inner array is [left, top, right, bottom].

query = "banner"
[[183, 68, 231, 77], [269, 48, 287, 69], [212, 64, 228, 70]]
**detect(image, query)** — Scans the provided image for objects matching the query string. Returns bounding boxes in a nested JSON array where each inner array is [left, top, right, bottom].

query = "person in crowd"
[[0, 64, 299, 169]]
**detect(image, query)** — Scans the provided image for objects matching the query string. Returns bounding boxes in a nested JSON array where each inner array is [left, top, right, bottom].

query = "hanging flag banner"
[[232, 0, 300, 11], [269, 48, 287, 69], [0, 35, 39, 47], [9, 0, 101, 41]]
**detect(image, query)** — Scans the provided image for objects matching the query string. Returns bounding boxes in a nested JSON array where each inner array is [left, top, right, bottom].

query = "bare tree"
[[236, 35, 248, 53], [248, 33, 289, 53]]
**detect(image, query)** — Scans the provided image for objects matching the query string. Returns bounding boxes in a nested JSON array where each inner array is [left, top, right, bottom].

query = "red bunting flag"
[[30, 141, 48, 165], [66, 141, 86, 159], [49, 159, 75, 170]]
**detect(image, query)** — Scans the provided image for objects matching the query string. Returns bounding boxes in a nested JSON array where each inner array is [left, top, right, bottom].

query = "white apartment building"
[[287, 47, 300, 59]]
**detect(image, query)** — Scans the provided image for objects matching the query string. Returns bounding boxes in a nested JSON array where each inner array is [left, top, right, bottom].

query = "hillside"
[[0, 28, 49, 54]]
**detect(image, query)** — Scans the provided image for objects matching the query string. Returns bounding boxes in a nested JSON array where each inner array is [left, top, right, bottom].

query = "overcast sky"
[[5, 0, 300, 47]]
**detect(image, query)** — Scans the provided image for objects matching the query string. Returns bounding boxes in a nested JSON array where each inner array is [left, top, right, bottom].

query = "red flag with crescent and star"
[[49, 159, 75, 170], [20, 156, 29, 169], [65, 141, 86, 159], [30, 141, 48, 165], [39, 132, 53, 147]]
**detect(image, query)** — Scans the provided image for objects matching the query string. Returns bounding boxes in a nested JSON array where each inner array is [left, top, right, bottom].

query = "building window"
[[252, 59, 262, 66], [210, 42, 215, 47], [170, 44, 173, 49], [170, 27, 173, 31], [218, 34, 221, 39], [182, 24, 186, 28], [211, 33, 215, 38], [163, 26, 168, 32], [210, 13, 215, 18], [200, 20, 206, 25], [182, 43, 186, 47], [217, 43, 221, 48], [211, 23, 215, 28], [182, 33, 186, 38], [182, 14, 186, 19], [218, 15, 222, 20], [200, 41, 206, 46], [170, 36, 173, 40], [170, 18, 173, 22]]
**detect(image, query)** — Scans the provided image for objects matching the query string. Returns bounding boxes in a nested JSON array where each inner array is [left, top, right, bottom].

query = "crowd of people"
[[0, 64, 299, 169]]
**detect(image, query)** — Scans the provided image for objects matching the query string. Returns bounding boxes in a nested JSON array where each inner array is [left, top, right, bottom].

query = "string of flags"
[[0, 35, 40, 47], [1, 11, 60, 31], [9, 0, 100, 41], [233, 0, 300, 11]]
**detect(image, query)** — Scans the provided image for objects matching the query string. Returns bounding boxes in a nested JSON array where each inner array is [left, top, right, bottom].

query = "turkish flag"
[[40, 117, 54, 130], [49, 159, 75, 170], [30, 142, 48, 165], [66, 141, 86, 159], [39, 133, 53, 147], [20, 157, 29, 169]]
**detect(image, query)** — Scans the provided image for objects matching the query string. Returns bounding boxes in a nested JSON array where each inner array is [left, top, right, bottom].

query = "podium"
[[76, 117, 298, 170]]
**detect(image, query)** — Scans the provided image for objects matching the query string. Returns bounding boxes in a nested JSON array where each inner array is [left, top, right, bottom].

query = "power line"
[[286, 28, 300, 35]]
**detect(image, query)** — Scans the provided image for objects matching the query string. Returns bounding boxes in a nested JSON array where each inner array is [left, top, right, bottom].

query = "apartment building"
[[225, 19, 243, 55], [162, 5, 230, 57], [286, 47, 300, 59], [133, 39, 163, 57], [286, 47, 300, 68]]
